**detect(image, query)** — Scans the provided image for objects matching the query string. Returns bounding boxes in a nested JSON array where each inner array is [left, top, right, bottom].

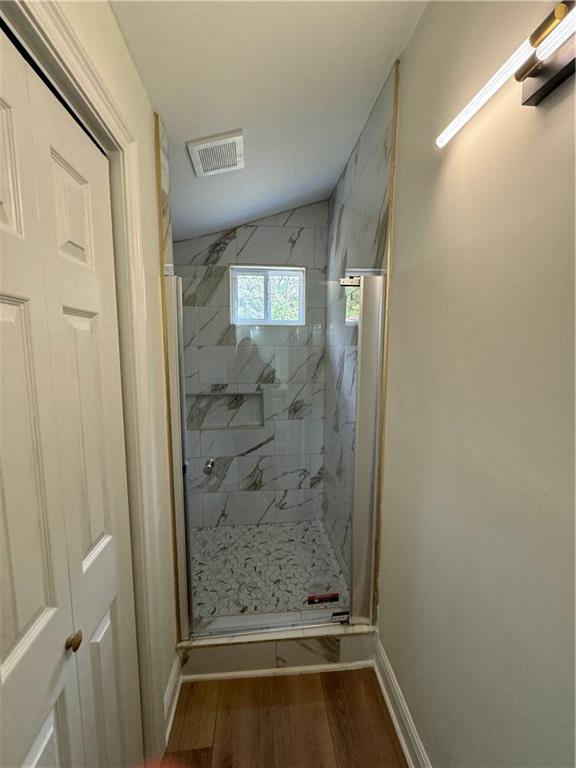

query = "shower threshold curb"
[[177, 622, 376, 649]]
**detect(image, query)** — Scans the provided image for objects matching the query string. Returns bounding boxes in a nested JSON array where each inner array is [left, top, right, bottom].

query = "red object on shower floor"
[[306, 592, 339, 605]]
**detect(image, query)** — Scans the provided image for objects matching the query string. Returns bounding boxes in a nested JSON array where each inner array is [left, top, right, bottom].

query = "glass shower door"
[[177, 244, 352, 635], [172, 213, 385, 637]]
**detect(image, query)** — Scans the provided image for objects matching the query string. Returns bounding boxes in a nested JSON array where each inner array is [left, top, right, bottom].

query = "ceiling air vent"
[[186, 131, 245, 177]]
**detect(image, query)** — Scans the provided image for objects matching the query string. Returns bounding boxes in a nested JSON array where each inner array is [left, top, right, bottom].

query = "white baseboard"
[[181, 659, 373, 683], [373, 640, 432, 768], [163, 655, 182, 746]]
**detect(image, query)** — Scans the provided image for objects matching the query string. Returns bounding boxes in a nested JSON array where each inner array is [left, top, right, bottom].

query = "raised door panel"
[[52, 149, 94, 266], [61, 307, 108, 558], [0, 98, 23, 235], [0, 33, 85, 768], [0, 297, 55, 660], [20, 696, 75, 768], [78, 606, 123, 767], [28, 57, 143, 766]]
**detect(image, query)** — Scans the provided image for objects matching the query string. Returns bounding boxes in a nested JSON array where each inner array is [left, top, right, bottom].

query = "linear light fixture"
[[435, 3, 576, 148], [536, 6, 576, 60], [435, 40, 534, 148]]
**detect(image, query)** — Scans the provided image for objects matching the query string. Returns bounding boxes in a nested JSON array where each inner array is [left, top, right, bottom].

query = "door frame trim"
[[0, 1, 170, 758]]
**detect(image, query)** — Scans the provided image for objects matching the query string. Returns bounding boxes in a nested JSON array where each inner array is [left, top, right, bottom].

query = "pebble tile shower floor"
[[190, 521, 349, 624]]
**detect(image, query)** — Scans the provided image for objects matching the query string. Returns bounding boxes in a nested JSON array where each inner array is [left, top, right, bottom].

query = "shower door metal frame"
[[163, 275, 191, 639], [349, 275, 385, 625]]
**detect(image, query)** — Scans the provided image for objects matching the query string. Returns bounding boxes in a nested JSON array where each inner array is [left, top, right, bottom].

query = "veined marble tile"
[[186, 493, 204, 528], [320, 62, 391, 593], [324, 387, 356, 435], [326, 318, 358, 350], [324, 488, 353, 521], [246, 210, 295, 228], [187, 457, 238, 493], [309, 455, 325, 490], [323, 419, 339, 461], [186, 391, 264, 430], [328, 516, 352, 577], [182, 266, 230, 307], [174, 229, 238, 267], [237, 454, 310, 492], [304, 308, 326, 347], [324, 434, 355, 489], [314, 228, 329, 269], [275, 637, 340, 667], [202, 491, 276, 526], [241, 316, 324, 347], [186, 382, 238, 397], [306, 269, 327, 309], [275, 489, 323, 523], [284, 201, 329, 229], [291, 347, 325, 386], [185, 428, 201, 459], [264, 382, 322, 421], [198, 345, 278, 385], [183, 306, 239, 347], [182, 643, 278, 675], [334, 346, 357, 400], [183, 344, 199, 388], [200, 426, 274, 458], [236, 455, 278, 491], [274, 419, 323, 455], [354, 74, 395, 183], [236, 225, 316, 268], [242, 201, 328, 230]]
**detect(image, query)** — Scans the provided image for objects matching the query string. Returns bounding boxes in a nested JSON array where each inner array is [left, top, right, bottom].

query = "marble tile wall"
[[174, 201, 330, 528], [323, 68, 396, 576], [180, 632, 375, 675]]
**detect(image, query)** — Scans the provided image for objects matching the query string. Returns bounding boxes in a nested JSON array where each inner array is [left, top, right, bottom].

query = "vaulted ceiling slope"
[[111, 1, 424, 239]]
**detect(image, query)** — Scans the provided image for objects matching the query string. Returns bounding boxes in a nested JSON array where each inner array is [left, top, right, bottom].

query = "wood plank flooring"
[[163, 668, 408, 768]]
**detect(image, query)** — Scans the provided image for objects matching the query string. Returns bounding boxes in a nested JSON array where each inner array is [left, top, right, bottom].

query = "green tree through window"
[[345, 285, 360, 324], [231, 266, 305, 325]]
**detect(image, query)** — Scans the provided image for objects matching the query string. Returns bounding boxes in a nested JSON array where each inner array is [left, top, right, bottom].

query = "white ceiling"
[[111, 1, 424, 239]]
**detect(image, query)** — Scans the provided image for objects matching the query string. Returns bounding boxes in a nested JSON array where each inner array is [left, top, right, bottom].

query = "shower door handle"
[[203, 458, 216, 475]]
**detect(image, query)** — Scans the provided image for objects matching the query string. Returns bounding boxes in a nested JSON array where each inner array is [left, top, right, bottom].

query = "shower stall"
[[163, 64, 397, 641], [164, 202, 386, 638]]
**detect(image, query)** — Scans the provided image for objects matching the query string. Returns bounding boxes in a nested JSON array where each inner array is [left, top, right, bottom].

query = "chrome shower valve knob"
[[203, 458, 216, 475]]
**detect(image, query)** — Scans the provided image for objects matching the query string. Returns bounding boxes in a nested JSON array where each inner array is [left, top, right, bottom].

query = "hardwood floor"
[[163, 668, 408, 768]]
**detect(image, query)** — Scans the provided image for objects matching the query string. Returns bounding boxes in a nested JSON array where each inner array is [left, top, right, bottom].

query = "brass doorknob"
[[65, 630, 83, 653]]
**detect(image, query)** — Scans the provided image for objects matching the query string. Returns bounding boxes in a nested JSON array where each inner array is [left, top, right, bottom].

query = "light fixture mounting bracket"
[[521, 35, 575, 105]]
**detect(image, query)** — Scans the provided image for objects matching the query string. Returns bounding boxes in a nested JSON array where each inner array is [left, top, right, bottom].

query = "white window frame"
[[230, 265, 306, 326]]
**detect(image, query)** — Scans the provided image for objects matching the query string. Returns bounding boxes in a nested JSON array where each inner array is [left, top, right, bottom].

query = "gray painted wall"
[[379, 3, 574, 765]]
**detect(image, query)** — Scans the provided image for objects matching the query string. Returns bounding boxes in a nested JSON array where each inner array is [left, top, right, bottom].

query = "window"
[[230, 266, 305, 325], [345, 285, 360, 324]]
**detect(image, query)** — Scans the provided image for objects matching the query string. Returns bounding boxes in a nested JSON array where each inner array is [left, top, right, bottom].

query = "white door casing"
[[1, 33, 143, 767]]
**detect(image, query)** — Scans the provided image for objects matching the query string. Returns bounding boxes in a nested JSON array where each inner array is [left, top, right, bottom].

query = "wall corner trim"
[[164, 655, 182, 746], [373, 639, 432, 768]]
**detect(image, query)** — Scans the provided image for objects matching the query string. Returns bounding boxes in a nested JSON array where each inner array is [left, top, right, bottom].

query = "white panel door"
[[26, 58, 143, 768], [1, 32, 143, 767], [0, 34, 85, 768]]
